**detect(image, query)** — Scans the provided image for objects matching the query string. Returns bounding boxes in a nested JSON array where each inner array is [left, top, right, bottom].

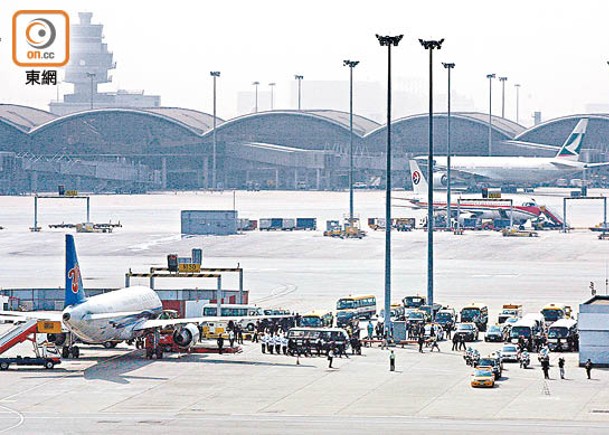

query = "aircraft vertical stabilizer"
[[65, 235, 87, 308], [408, 160, 428, 196], [555, 119, 588, 160]]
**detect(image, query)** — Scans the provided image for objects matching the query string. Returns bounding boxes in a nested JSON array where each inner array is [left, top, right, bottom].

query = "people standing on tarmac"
[[558, 357, 566, 379], [268, 334, 274, 354], [367, 321, 374, 340], [418, 334, 425, 353], [389, 350, 396, 371], [541, 358, 550, 379], [451, 333, 459, 351], [281, 333, 288, 355], [459, 334, 467, 351], [236, 325, 244, 345], [228, 329, 235, 348], [261, 333, 267, 353], [274, 334, 281, 355], [217, 335, 224, 355], [430, 335, 441, 352], [585, 359, 593, 379], [327, 341, 335, 368], [253, 321, 260, 343]]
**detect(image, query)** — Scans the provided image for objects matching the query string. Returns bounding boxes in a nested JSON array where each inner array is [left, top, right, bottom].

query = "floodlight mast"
[[343, 59, 359, 228], [420, 38, 444, 309], [376, 33, 403, 337]]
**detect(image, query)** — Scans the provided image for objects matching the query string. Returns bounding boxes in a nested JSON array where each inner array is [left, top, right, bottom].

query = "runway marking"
[[0, 404, 24, 434]]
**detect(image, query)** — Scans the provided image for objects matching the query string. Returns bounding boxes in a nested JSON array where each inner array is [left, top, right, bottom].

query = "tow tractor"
[[0, 319, 63, 370]]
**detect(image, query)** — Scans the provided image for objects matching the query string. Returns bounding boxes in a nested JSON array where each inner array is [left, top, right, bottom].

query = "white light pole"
[[343, 60, 359, 227], [252, 81, 260, 113], [294, 75, 303, 110], [210, 71, 220, 189], [515, 83, 521, 124], [442, 62, 455, 230], [499, 76, 508, 118], [487, 73, 496, 156], [268, 83, 276, 110]]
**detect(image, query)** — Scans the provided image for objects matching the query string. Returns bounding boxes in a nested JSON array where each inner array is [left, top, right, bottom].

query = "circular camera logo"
[[26, 18, 56, 49], [412, 171, 421, 185]]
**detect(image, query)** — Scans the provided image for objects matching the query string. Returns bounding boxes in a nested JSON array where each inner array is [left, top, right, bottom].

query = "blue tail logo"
[[65, 234, 86, 307]]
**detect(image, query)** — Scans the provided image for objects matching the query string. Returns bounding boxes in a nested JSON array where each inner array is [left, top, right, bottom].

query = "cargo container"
[[237, 218, 257, 231], [281, 218, 296, 231], [259, 218, 283, 231], [295, 218, 317, 230], [493, 218, 512, 229], [461, 217, 480, 229], [181, 210, 237, 236]]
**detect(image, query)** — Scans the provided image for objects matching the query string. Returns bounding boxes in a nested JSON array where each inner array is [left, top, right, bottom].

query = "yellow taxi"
[[470, 368, 495, 388]]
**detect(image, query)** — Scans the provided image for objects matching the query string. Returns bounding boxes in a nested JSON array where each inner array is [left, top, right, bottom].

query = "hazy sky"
[[1, 0, 609, 126]]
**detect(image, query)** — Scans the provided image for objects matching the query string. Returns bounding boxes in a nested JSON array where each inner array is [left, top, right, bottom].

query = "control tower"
[[50, 12, 160, 115]]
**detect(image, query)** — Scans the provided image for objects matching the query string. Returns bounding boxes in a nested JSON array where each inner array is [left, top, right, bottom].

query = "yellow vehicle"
[[460, 303, 489, 331], [501, 227, 538, 237], [540, 303, 572, 324], [470, 368, 495, 388], [300, 310, 334, 328], [201, 320, 229, 339], [336, 294, 376, 327]]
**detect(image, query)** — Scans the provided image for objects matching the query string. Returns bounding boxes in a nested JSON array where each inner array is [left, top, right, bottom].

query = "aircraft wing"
[[133, 318, 205, 331], [586, 162, 609, 169], [0, 310, 63, 322]]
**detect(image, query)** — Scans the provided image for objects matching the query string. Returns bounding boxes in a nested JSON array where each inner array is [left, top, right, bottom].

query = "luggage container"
[[493, 218, 512, 229], [295, 218, 317, 230], [281, 218, 295, 231]]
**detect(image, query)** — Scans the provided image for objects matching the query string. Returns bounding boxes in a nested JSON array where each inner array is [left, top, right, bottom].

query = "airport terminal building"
[[1, 105, 609, 194]]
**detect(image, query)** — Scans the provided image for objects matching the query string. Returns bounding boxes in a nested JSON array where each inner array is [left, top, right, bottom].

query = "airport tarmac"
[[1, 334, 609, 433], [1, 189, 609, 432]]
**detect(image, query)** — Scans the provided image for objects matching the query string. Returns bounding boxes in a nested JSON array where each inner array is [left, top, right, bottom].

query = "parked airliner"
[[416, 119, 608, 184], [402, 160, 564, 225], [1, 235, 202, 359]]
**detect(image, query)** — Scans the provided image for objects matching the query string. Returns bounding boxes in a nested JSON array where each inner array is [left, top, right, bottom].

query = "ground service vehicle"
[[201, 304, 264, 331], [547, 318, 578, 351], [501, 227, 539, 237], [471, 368, 495, 388], [0, 356, 61, 370], [498, 304, 523, 324], [435, 309, 456, 331], [419, 303, 443, 321], [509, 317, 541, 348], [460, 303, 489, 331], [403, 295, 426, 309], [286, 327, 350, 353], [540, 303, 572, 325], [300, 311, 334, 328], [379, 303, 405, 322], [336, 295, 376, 320], [406, 310, 427, 325], [455, 322, 479, 341], [484, 325, 505, 342]]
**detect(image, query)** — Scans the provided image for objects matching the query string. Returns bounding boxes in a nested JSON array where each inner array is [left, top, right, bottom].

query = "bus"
[[300, 310, 334, 328], [547, 318, 578, 351], [403, 295, 426, 309], [540, 303, 572, 324], [460, 303, 489, 331], [336, 294, 377, 320], [202, 304, 263, 317], [509, 314, 545, 349], [201, 304, 264, 331]]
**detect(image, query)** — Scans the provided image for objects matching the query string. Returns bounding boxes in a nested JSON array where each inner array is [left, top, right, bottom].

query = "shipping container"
[[295, 218, 317, 230], [181, 210, 237, 236], [281, 218, 295, 231], [493, 218, 512, 229]]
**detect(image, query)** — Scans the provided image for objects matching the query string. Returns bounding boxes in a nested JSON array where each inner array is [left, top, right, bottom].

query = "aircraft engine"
[[172, 323, 200, 348], [433, 172, 447, 187]]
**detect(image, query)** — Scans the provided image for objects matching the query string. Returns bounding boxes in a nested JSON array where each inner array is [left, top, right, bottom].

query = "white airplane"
[[402, 160, 565, 225], [416, 118, 609, 184], [0, 235, 203, 359]]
